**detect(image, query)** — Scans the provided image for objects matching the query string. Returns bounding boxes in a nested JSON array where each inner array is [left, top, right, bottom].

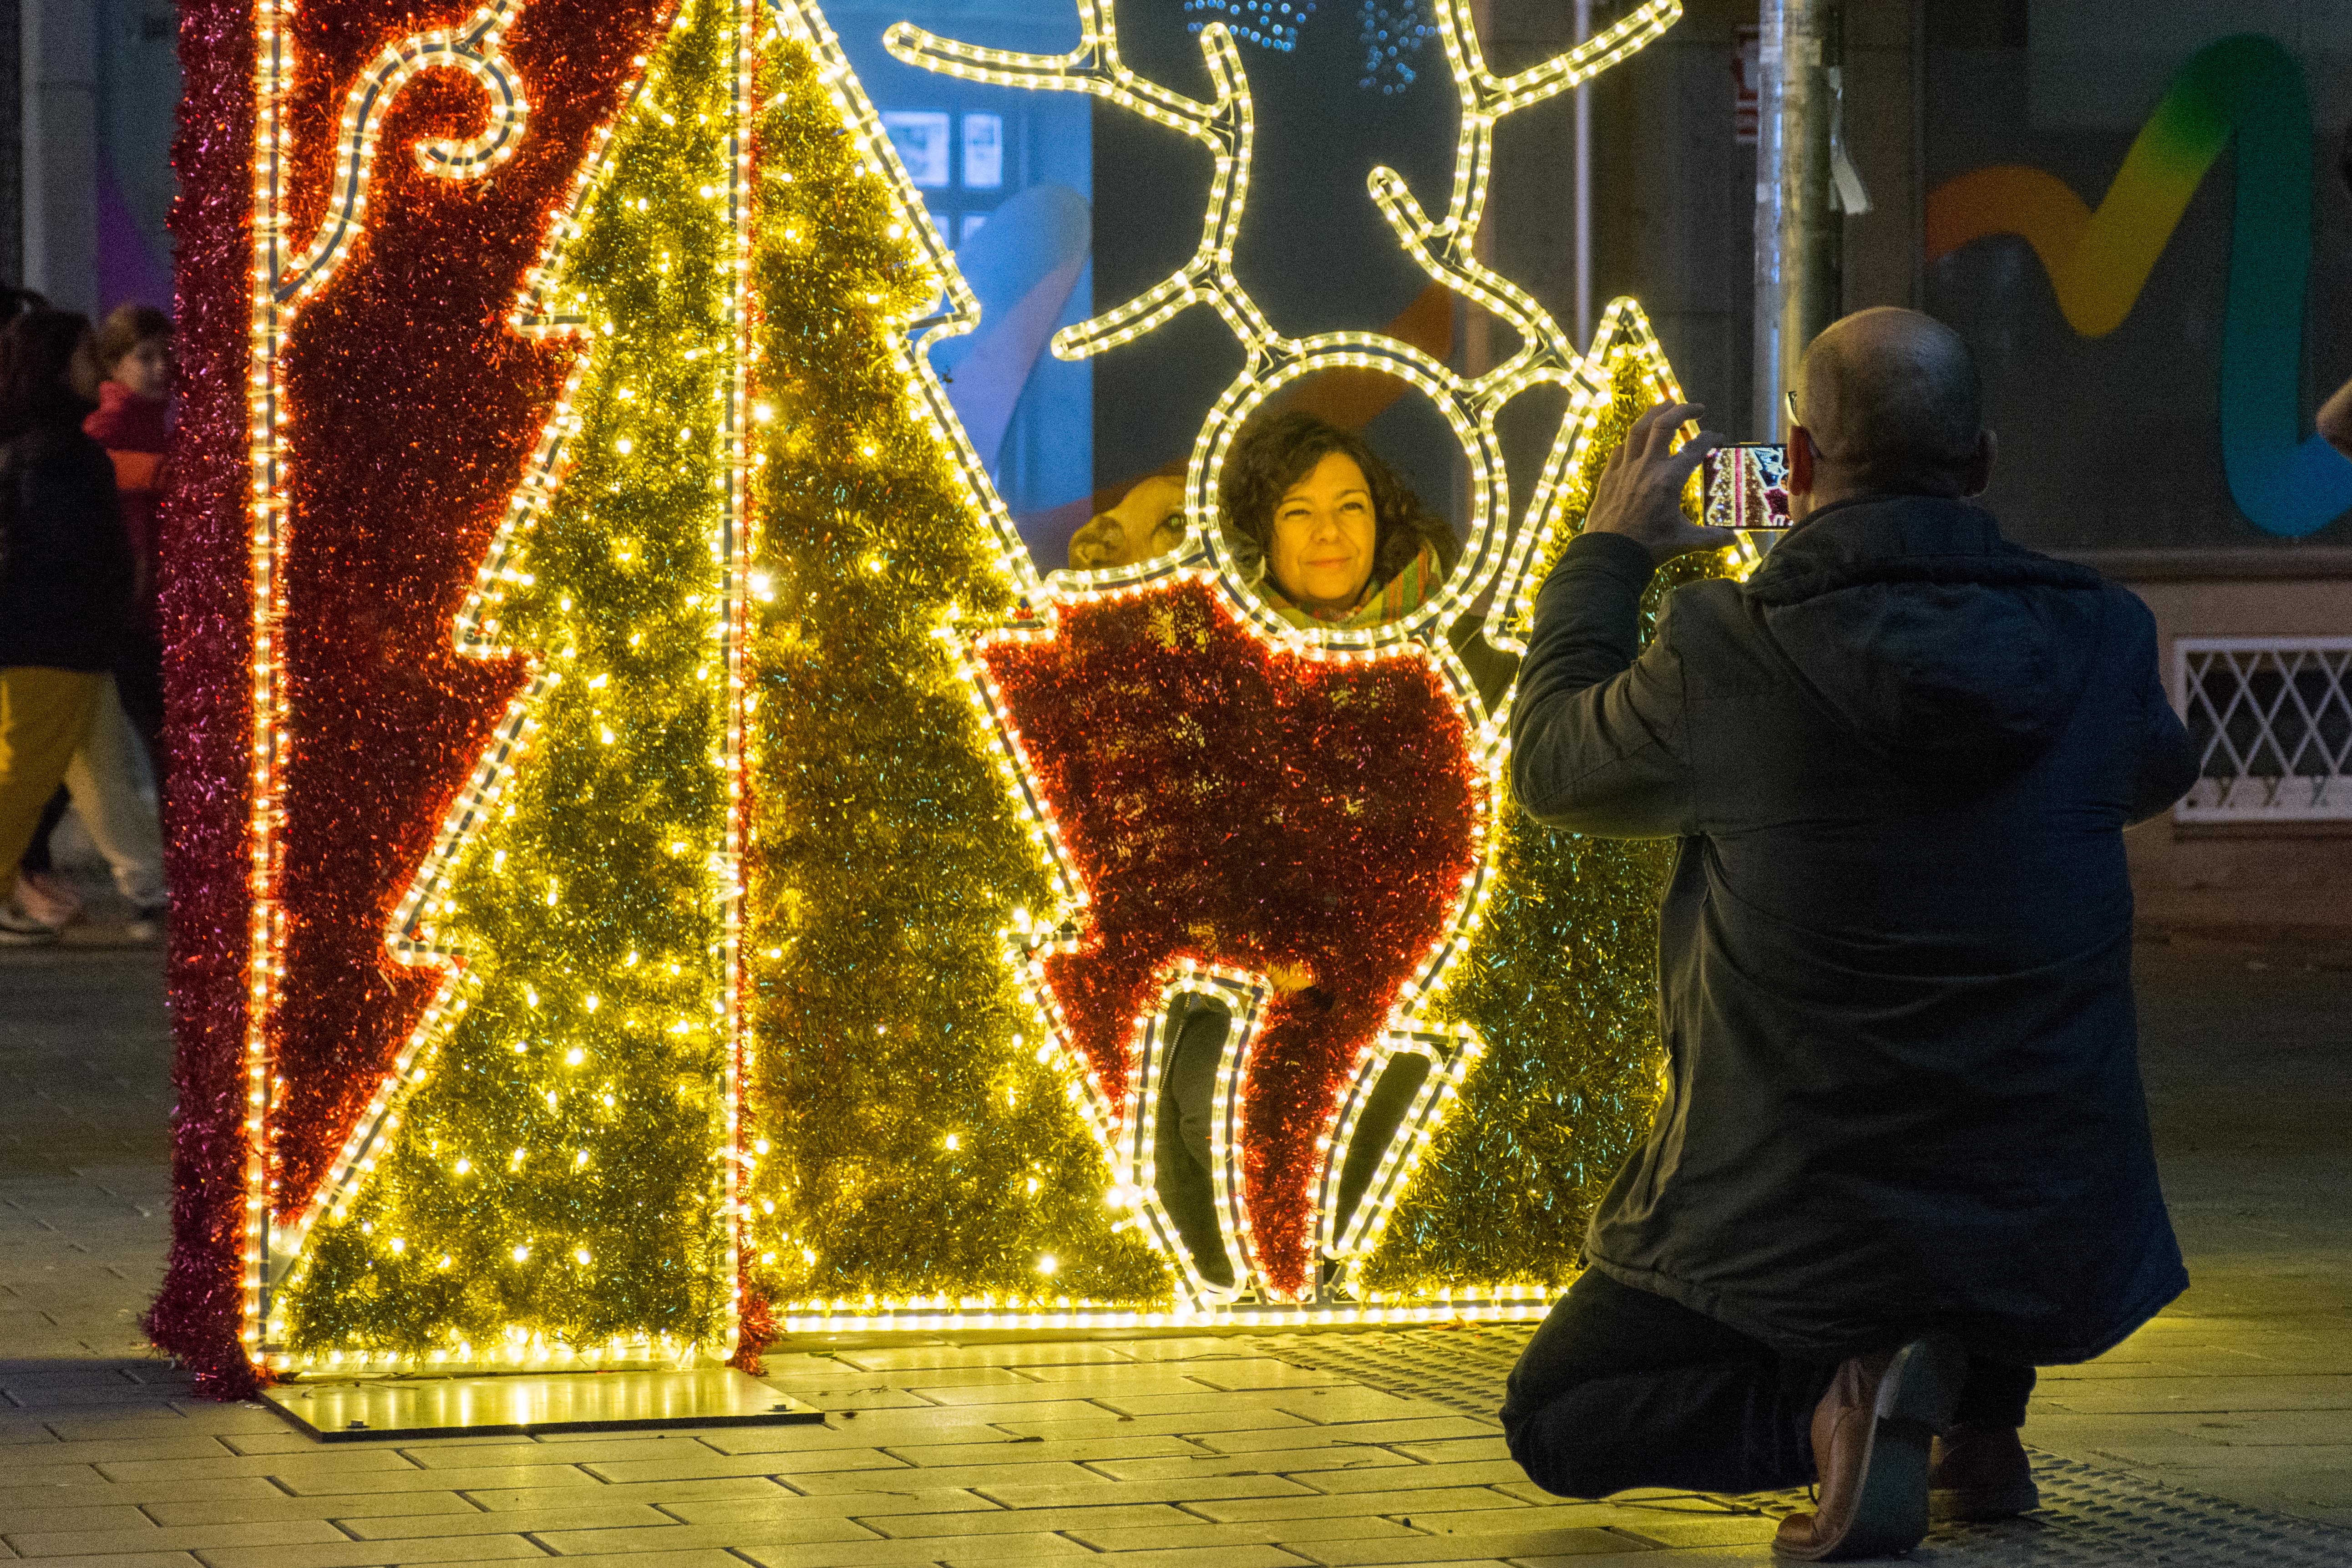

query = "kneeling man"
[[1504, 308, 2196, 1560]]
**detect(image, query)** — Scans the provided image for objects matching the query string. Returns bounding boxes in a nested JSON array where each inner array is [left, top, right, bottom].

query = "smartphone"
[[1702, 442, 1793, 530]]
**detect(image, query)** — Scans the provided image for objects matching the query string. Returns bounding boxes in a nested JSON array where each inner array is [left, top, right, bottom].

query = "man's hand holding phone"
[[1581, 402, 1744, 567]]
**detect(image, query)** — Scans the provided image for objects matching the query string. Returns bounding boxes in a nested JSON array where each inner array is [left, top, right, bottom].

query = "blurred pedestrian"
[[0, 310, 134, 944], [10, 306, 173, 937]]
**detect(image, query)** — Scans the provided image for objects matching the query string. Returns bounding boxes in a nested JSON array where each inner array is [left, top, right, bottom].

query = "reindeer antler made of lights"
[[887, 0, 1685, 670]]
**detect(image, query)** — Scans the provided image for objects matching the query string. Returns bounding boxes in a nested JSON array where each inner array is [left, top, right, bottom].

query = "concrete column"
[[21, 0, 97, 316]]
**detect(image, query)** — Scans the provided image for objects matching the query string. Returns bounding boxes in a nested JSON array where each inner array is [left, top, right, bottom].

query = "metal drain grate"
[[1259, 1326, 2352, 1567]]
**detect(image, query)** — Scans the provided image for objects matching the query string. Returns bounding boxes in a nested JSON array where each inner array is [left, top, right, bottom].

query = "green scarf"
[[1257, 543, 1444, 631]]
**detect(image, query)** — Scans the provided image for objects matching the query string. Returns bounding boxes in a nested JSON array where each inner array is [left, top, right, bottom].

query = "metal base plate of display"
[[261, 1367, 824, 1441]]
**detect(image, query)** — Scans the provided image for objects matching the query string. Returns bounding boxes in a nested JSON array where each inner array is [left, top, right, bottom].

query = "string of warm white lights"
[[223, 0, 1719, 1360], [248, 0, 759, 1375], [887, 0, 1684, 654], [872, 0, 1687, 1314], [239, 0, 542, 1363]]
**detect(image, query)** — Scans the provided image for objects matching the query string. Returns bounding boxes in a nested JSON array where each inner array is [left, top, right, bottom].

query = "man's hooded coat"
[[1511, 495, 2197, 1364]]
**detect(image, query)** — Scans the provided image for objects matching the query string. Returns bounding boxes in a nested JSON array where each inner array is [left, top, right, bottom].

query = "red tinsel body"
[[152, 0, 669, 1388], [980, 579, 1481, 1296]]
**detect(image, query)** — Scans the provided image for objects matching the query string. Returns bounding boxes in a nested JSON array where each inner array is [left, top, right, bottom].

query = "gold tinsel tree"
[[736, 9, 1168, 1319], [1363, 352, 1734, 1296], [276, 0, 741, 1359]]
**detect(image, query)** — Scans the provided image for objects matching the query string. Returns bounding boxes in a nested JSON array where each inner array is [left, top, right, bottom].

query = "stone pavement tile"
[[0, 1555, 201, 1568], [1186, 1487, 1546, 1523], [429, 1555, 740, 1568], [96, 1450, 422, 1484], [1090, 1390, 1328, 1418], [142, 1492, 481, 1527], [527, 1516, 879, 1556], [1067, 1516, 1422, 1549], [198, 1537, 547, 1568], [976, 1474, 1316, 1509], [753, 1386, 938, 1413], [1306, 1460, 1530, 1494], [4, 1520, 351, 1558], [32, 1434, 243, 1463], [0, 1465, 106, 1489], [582, 1447, 907, 1484], [1097, 1338, 1258, 1362], [2, 1383, 185, 1410], [0, 1476, 288, 1514], [0, 1503, 151, 1534], [339, 1502, 672, 1539], [786, 1459, 1123, 1495], [1516, 1548, 1776, 1565], [735, 1533, 1093, 1567], [828, 1368, 1043, 1393], [1090, 1446, 1418, 1482], [406, 1436, 714, 1470], [1180, 1362, 1358, 1392], [1200, 1418, 1494, 1454], [1010, 1548, 1312, 1568], [463, 1476, 786, 1514], [1288, 1526, 1636, 1564], [274, 1463, 596, 1496], [900, 1379, 1176, 1408], [1591, 1513, 1779, 1548], [67, 1405, 289, 1437], [929, 1365, 1215, 1398], [219, 1430, 376, 1456], [827, 1343, 1142, 1371], [1266, 1391, 1463, 1425], [881, 1434, 1196, 1467], [695, 1410, 1033, 1452], [867, 1502, 1197, 1539], [660, 1485, 996, 1524], [2038, 1375, 2352, 1414], [1389, 1438, 1513, 1464], [464, 1477, 790, 1510], [994, 1408, 1317, 1442]]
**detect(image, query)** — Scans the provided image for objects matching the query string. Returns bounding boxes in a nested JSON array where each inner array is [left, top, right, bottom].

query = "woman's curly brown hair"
[[1218, 411, 1459, 596]]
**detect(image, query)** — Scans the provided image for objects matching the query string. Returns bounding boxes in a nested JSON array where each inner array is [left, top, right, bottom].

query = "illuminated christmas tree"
[[735, 2, 1168, 1327], [1365, 340, 1741, 1296], [272, 0, 749, 1360]]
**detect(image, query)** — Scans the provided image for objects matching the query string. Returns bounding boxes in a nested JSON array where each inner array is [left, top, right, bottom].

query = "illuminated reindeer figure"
[[892, 0, 1694, 1309]]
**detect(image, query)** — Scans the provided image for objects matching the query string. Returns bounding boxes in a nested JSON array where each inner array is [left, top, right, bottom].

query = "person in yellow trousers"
[[0, 309, 133, 944]]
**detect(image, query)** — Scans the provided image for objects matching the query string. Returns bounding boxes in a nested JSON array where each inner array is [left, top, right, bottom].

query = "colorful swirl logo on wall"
[[1927, 34, 2352, 539]]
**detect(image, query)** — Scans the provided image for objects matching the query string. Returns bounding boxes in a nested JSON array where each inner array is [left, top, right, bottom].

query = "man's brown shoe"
[[1774, 1335, 1967, 1561], [1930, 1421, 2039, 1521]]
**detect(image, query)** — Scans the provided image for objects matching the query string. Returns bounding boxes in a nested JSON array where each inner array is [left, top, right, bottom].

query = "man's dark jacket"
[[1511, 495, 2198, 1365]]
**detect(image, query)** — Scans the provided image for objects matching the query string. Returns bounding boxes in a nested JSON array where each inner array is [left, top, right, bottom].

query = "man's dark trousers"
[[1499, 1270, 2037, 1499]]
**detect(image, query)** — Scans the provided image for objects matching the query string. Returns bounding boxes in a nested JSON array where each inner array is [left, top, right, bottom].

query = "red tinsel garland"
[[151, 0, 669, 1388], [980, 579, 1480, 1296], [146, 0, 260, 1398]]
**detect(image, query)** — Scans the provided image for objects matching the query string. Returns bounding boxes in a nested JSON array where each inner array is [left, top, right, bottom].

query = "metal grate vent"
[[1261, 1325, 2352, 1567], [2175, 638, 2352, 821]]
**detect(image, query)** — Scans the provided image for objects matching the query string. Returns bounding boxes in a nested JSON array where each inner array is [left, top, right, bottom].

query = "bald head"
[[1794, 308, 1985, 497]]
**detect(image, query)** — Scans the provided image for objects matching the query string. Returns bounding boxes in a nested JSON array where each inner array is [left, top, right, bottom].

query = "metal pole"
[[1753, 0, 1839, 438], [1574, 0, 1592, 349]]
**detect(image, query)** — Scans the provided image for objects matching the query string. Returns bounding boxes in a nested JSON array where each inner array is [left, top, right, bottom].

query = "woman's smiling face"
[[1269, 451, 1376, 613]]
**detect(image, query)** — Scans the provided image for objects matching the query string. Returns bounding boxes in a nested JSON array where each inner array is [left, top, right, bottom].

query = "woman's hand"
[[1582, 401, 1741, 566]]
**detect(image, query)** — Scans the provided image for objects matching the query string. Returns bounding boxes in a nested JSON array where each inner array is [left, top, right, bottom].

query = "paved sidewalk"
[[2, 932, 2347, 1567]]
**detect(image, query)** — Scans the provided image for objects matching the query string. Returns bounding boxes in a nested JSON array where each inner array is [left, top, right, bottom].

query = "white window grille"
[[2174, 639, 2352, 822]]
